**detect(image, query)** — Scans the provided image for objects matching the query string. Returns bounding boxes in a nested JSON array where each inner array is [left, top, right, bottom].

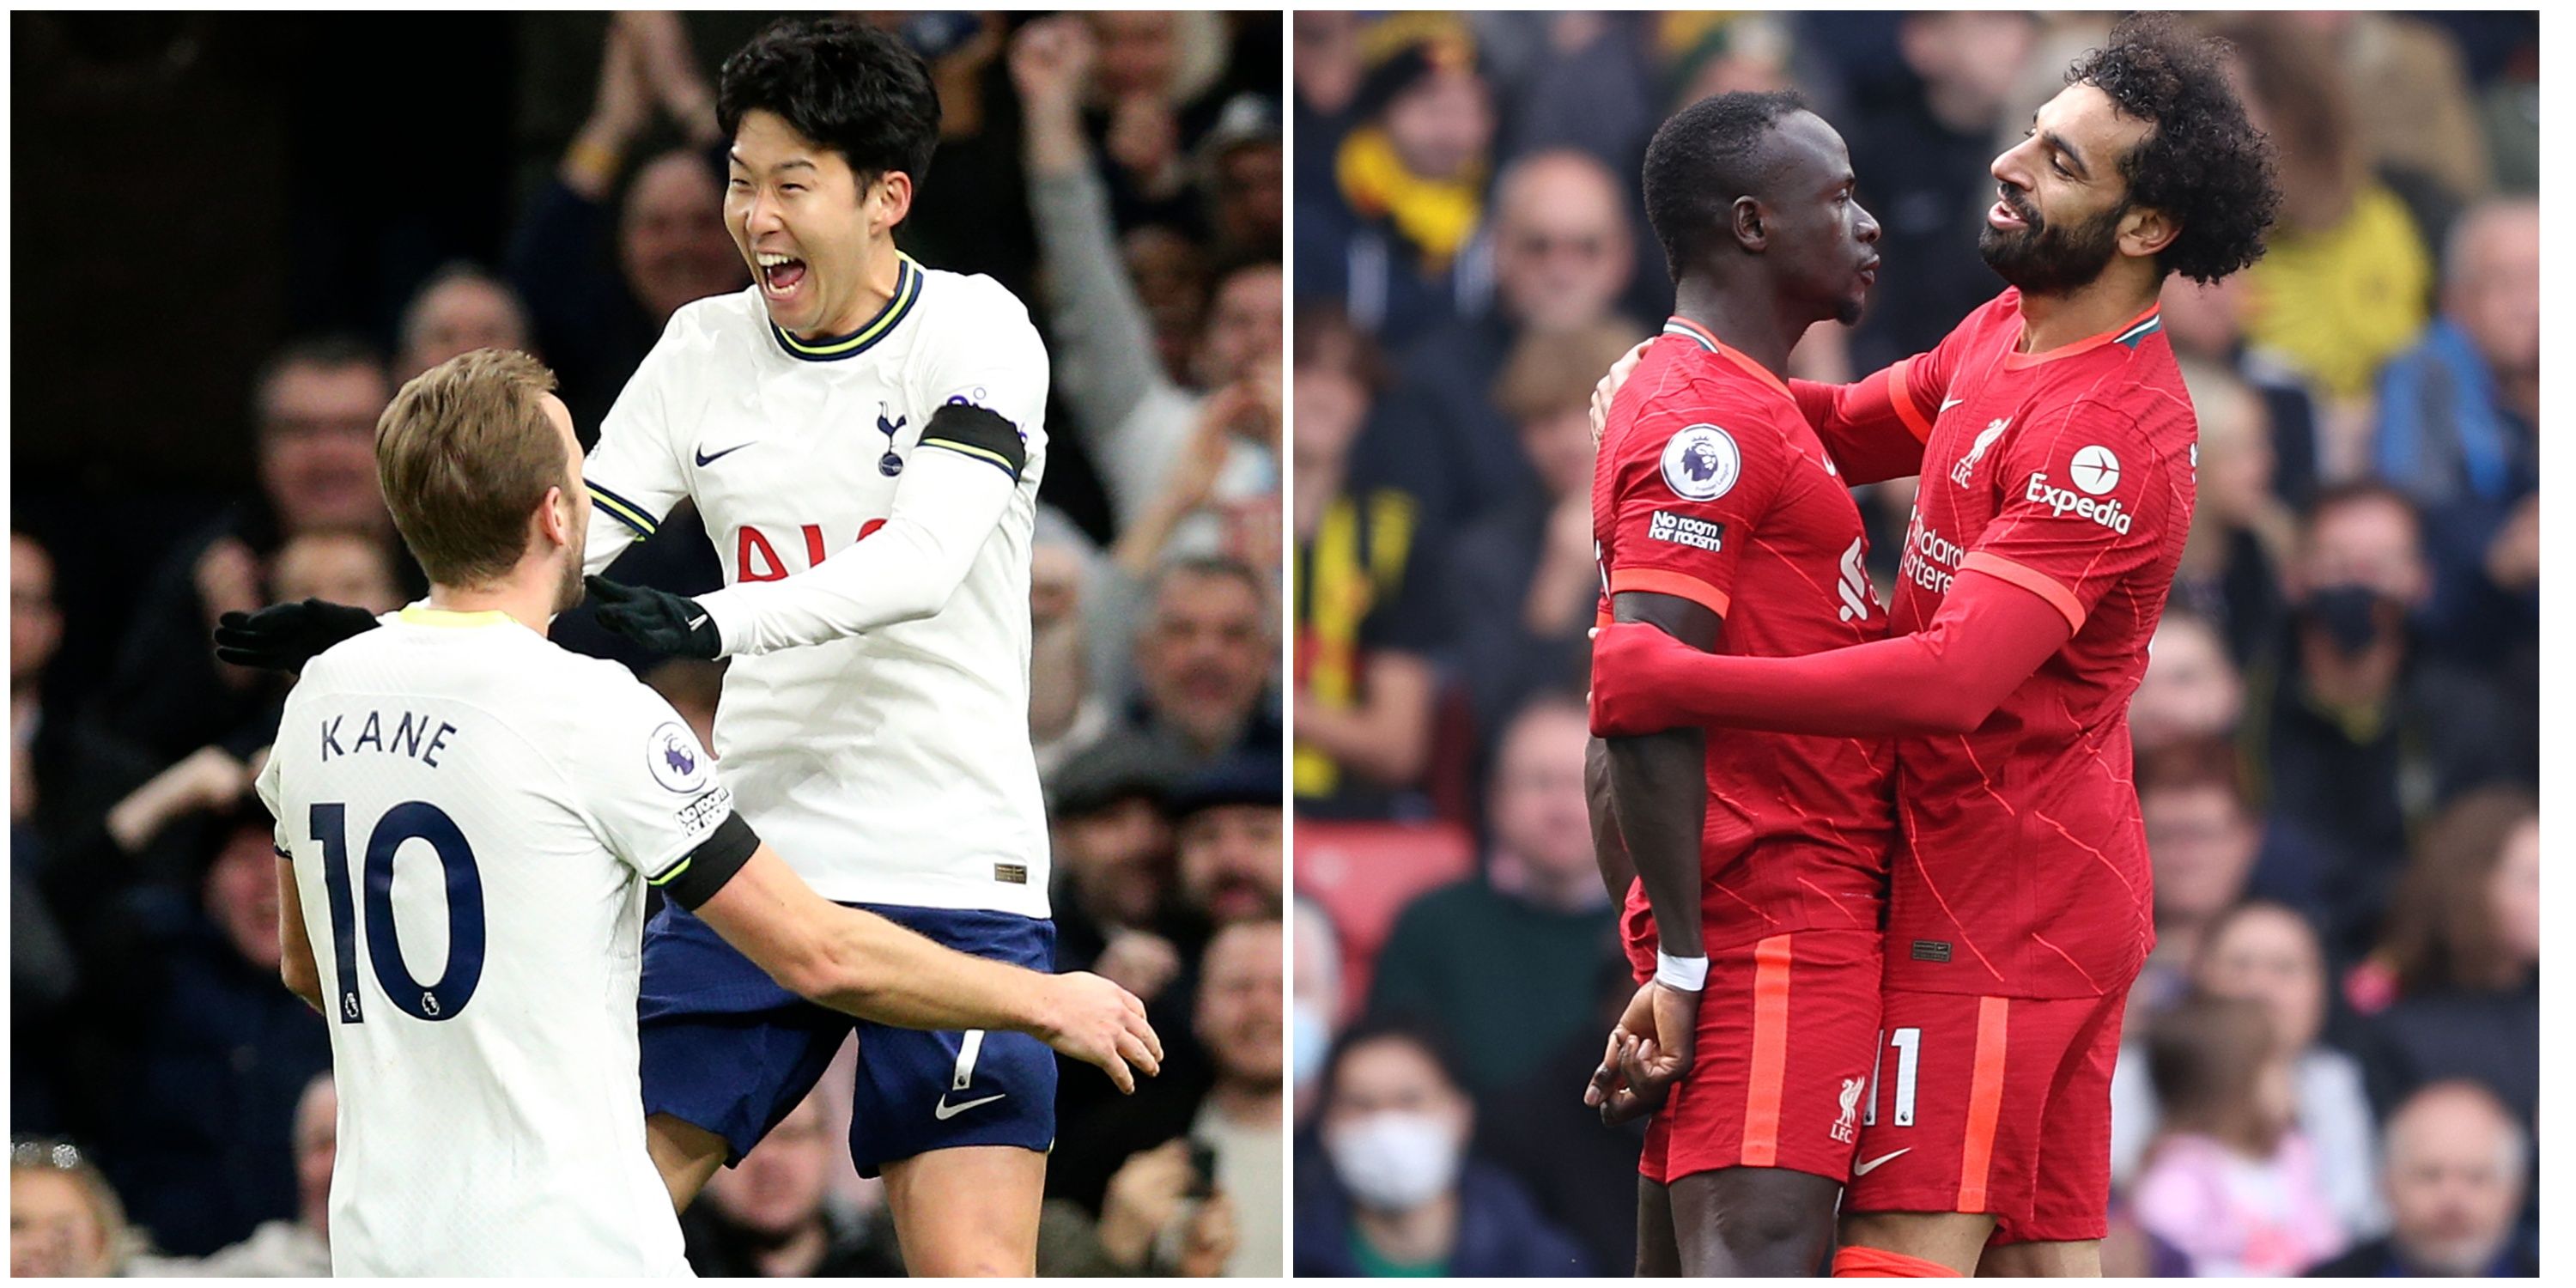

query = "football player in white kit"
[[252, 349, 1158, 1275], [221, 18, 1166, 1276]]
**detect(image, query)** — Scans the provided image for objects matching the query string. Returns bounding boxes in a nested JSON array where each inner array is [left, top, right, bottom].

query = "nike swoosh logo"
[[693, 442, 754, 467], [1939, 397, 1965, 414], [685, 615, 708, 630], [933, 1092, 1006, 1121], [1852, 1148, 1911, 1176]]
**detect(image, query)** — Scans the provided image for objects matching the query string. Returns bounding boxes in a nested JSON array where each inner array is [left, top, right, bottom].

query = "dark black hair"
[[1315, 1015, 1470, 1111], [717, 18, 940, 191], [1640, 90, 1808, 282], [2063, 14, 2279, 284]]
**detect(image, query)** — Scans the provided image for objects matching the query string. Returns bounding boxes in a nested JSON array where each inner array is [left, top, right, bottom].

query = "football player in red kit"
[[1581, 92, 1892, 1276], [1589, 16, 2279, 1278]]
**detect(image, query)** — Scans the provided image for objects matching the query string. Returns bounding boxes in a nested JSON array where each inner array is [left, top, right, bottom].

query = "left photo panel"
[[11, 11, 1283, 1278]]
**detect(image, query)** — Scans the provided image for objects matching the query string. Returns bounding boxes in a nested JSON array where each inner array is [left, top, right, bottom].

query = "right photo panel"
[[1290, 9, 2540, 1279]]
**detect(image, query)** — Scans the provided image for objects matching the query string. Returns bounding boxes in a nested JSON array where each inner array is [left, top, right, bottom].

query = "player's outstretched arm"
[[1589, 568, 2075, 740], [690, 842, 1163, 1091], [632, 403, 1030, 659], [1592, 592, 1719, 1121], [214, 599, 382, 673]]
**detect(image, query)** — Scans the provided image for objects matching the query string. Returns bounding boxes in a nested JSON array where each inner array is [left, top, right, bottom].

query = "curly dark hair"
[[1642, 89, 1809, 281], [2063, 14, 2279, 284], [718, 18, 939, 192]]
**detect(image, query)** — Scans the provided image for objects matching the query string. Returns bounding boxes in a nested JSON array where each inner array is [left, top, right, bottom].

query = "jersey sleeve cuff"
[[586, 481, 662, 538], [690, 586, 754, 659], [651, 811, 760, 912], [1607, 567, 1732, 619], [1959, 552, 2085, 632]]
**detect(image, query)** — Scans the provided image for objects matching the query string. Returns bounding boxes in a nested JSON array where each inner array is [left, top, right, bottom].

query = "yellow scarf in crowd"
[[1336, 125, 1485, 271]]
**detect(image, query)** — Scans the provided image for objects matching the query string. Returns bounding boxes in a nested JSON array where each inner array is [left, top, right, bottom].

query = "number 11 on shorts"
[[1862, 1027, 1921, 1128]]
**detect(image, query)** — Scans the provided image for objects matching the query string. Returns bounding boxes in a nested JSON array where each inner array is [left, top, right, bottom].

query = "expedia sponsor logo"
[[1648, 510, 1725, 552], [1896, 513, 1965, 596], [2024, 471, 2134, 534]]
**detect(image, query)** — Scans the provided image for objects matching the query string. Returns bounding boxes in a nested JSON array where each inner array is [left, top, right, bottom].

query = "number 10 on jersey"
[[309, 801, 489, 1024]]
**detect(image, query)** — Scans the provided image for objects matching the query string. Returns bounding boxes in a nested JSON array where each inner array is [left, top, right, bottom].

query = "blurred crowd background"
[[1289, 9, 2537, 1278], [12, 11, 1283, 1276]]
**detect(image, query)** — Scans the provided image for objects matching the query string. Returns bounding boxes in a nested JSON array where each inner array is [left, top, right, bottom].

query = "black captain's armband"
[[651, 812, 760, 911], [917, 403, 1027, 481]]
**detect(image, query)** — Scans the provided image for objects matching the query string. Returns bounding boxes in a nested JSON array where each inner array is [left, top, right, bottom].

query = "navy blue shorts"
[[636, 899, 1058, 1176]]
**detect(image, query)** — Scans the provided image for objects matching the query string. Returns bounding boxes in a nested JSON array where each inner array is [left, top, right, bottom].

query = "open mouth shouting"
[[756, 250, 809, 302]]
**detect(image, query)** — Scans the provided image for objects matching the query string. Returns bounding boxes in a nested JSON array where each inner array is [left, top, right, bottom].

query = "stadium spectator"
[[1017, 15, 1283, 556], [1363, 148, 1639, 527], [1294, 1020, 1591, 1276], [1110, 557, 1279, 774], [1449, 323, 1642, 732], [2306, 1080, 2536, 1277], [393, 264, 534, 382], [2134, 747, 2263, 1013], [509, 15, 742, 428], [1364, 696, 1618, 1095], [2369, 197, 2540, 665], [1296, 28, 1498, 344], [1047, 740, 1187, 997], [135, 1073, 336, 1274], [1845, 11, 2038, 373], [1290, 11, 1366, 197], [2128, 611, 2245, 757], [2112, 901, 2385, 1239], [2159, 268, 2325, 512], [1473, 968, 1650, 1277], [1046, 919, 1281, 1276], [2133, 993, 2347, 1276], [269, 532, 403, 617], [1198, 93, 1285, 258], [1175, 756, 1285, 930], [2226, 17, 2433, 416], [679, 1091, 904, 1276], [2288, 12, 2497, 228], [2242, 484, 2519, 962], [97, 337, 397, 762], [1040, 1139, 1238, 1278], [88, 814, 329, 1256], [1030, 536, 1116, 776], [1291, 311, 1446, 819], [2355, 789, 2538, 1140], [2171, 359, 2296, 663], [9, 1139, 138, 1277]]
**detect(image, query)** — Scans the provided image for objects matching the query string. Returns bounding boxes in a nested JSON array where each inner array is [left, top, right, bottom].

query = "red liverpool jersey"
[[1593, 318, 1893, 949], [1858, 289, 2196, 999]]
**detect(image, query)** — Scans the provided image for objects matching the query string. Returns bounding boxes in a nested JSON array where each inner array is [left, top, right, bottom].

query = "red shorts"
[[1840, 987, 2129, 1244], [1619, 920, 1883, 1185]]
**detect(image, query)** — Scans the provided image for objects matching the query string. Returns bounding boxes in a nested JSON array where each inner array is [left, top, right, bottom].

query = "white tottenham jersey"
[[256, 608, 734, 1276], [580, 259, 1053, 918]]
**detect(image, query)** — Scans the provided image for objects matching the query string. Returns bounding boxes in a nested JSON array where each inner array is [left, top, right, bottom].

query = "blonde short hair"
[[374, 348, 566, 586]]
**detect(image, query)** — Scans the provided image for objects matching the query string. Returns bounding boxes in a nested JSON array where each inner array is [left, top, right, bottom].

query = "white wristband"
[[1655, 950, 1709, 993]]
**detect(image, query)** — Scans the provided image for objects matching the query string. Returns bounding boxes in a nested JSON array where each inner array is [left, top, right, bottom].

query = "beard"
[[551, 531, 587, 616], [1979, 188, 2128, 295]]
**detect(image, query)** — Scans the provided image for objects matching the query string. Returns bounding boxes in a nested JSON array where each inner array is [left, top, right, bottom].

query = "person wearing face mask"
[[2239, 483, 2523, 965], [1295, 1021, 1591, 1276]]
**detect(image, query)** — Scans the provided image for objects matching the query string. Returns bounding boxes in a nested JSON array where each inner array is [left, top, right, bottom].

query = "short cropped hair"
[[2063, 15, 2280, 284], [718, 18, 940, 194], [1641, 90, 1807, 281], [374, 349, 566, 587]]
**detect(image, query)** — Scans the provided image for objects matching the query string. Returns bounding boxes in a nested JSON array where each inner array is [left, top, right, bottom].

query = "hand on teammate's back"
[[212, 598, 382, 673], [585, 575, 721, 659], [1033, 970, 1163, 1094]]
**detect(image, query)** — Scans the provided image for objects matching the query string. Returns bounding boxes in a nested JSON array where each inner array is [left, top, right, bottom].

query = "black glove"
[[214, 598, 382, 672], [586, 575, 722, 659]]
